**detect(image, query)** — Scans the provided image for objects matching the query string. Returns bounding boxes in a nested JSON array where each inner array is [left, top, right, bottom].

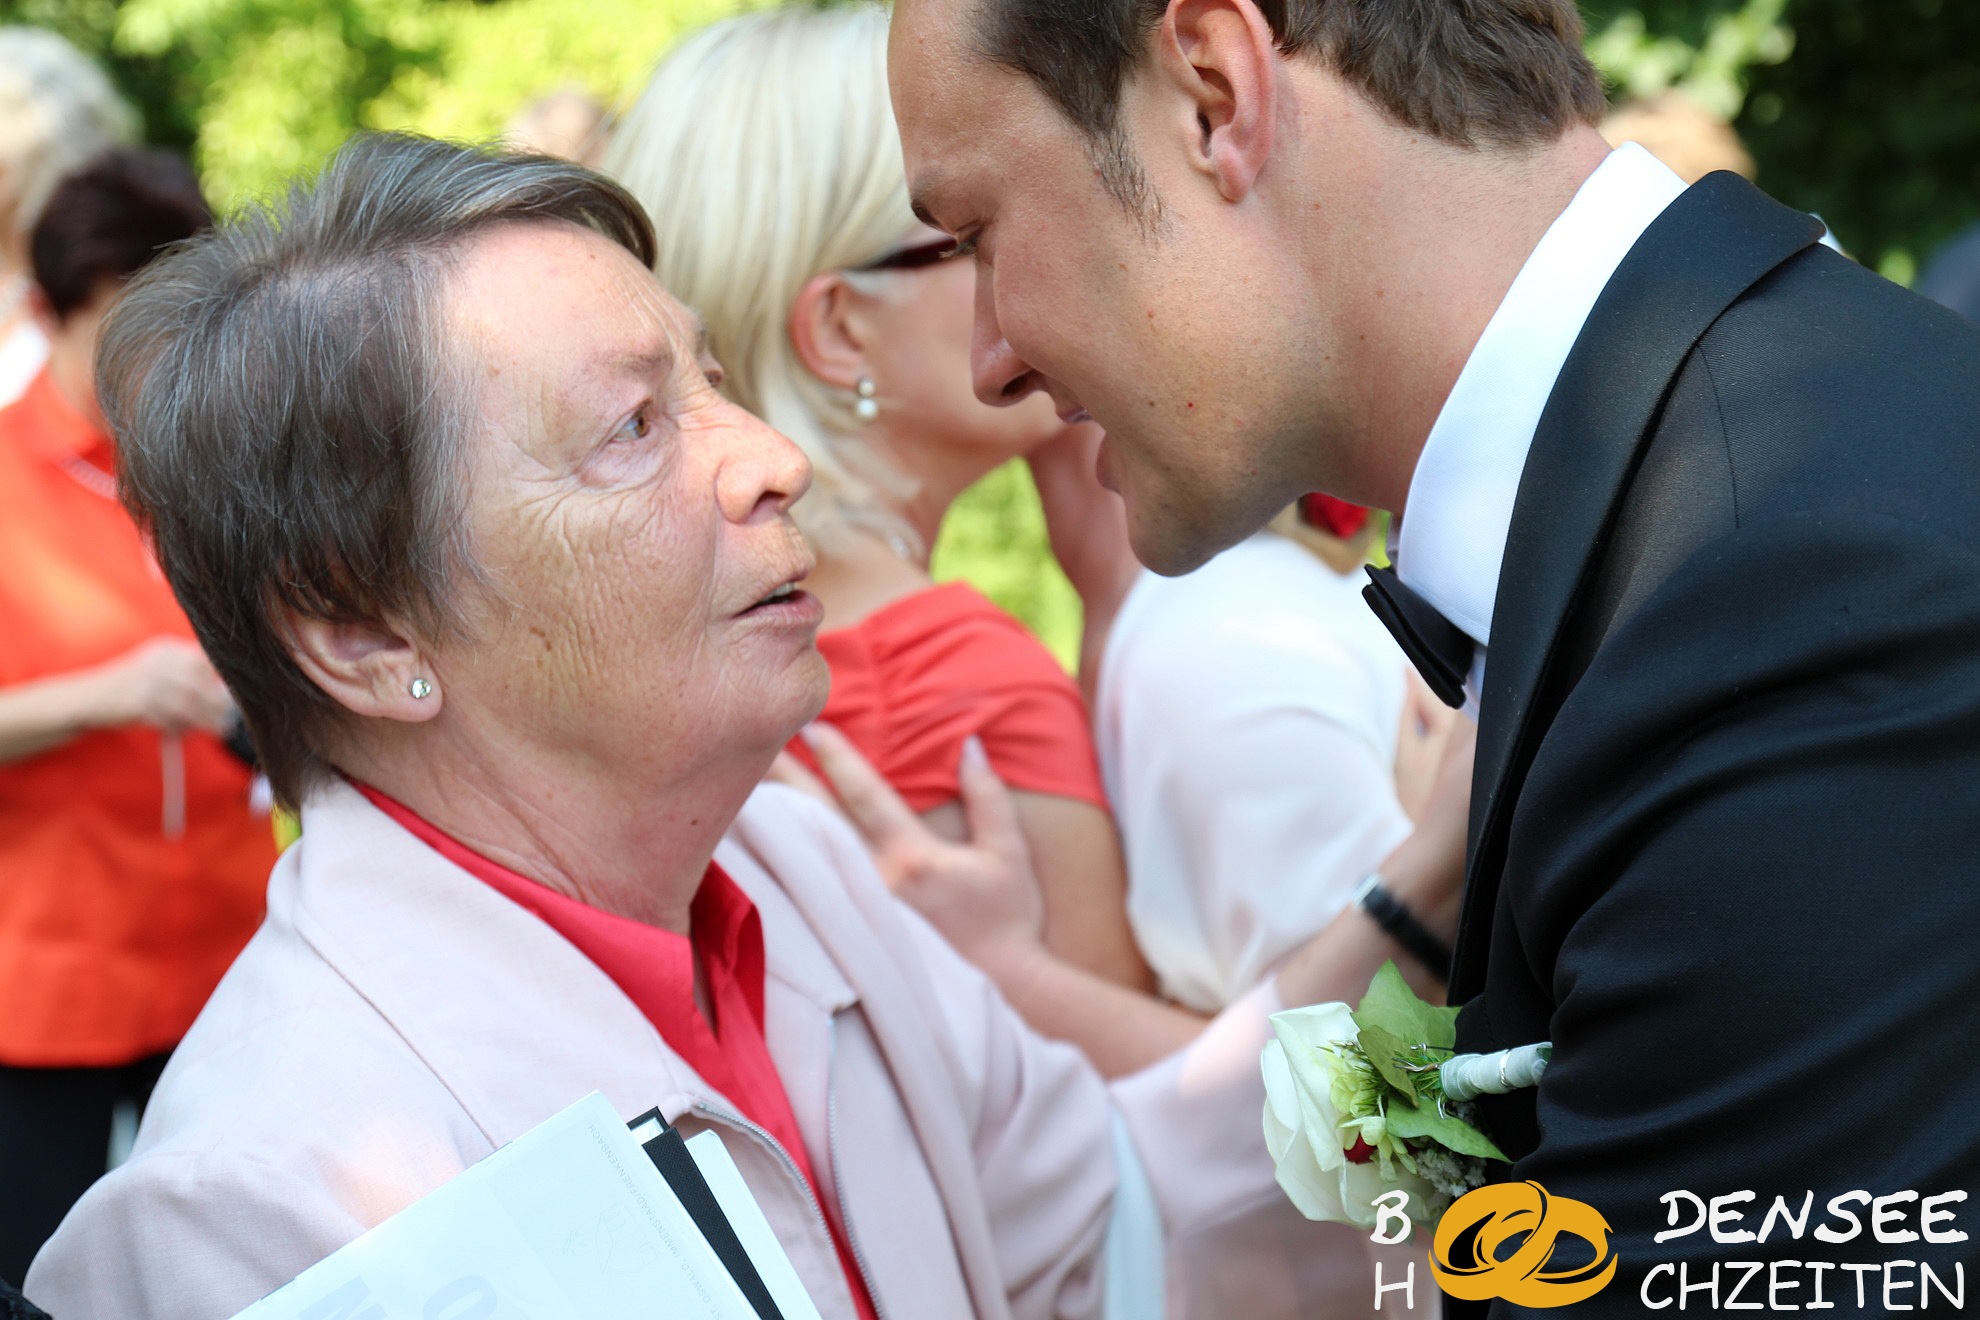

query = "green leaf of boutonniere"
[[1356, 1025, 1419, 1101], [1385, 1096, 1509, 1161], [1351, 961, 1459, 1052]]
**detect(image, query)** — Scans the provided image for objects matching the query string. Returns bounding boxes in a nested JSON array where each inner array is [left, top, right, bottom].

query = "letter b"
[[1372, 1190, 1413, 1245]]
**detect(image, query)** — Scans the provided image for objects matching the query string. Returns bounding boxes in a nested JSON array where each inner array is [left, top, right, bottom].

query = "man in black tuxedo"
[[890, 0, 1980, 1309]]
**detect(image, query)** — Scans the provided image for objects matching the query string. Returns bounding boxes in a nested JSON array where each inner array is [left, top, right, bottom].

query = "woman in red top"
[[605, 7, 1150, 995], [0, 152, 271, 1285]]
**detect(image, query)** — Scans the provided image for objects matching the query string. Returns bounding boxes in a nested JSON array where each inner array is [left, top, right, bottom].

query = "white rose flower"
[[1261, 1003, 1441, 1228]]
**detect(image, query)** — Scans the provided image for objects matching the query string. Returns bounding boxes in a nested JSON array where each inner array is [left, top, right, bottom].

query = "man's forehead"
[[888, 0, 995, 127], [890, 7, 1029, 213]]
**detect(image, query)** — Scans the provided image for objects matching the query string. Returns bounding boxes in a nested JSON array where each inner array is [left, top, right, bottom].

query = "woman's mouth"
[[737, 583, 823, 625]]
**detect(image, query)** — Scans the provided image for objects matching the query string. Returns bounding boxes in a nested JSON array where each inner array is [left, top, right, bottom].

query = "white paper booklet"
[[232, 1092, 822, 1320]]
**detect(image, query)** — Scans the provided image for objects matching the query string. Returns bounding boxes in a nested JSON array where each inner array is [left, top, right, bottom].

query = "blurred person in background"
[[1599, 90, 1755, 184], [788, 551, 1470, 1315], [1036, 440, 1452, 1016], [603, 4, 1150, 994], [1919, 223, 1980, 324], [502, 87, 611, 166], [0, 27, 135, 406], [1601, 92, 1848, 255], [0, 148, 271, 1286]]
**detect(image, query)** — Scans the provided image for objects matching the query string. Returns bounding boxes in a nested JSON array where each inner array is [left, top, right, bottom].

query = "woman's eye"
[[943, 233, 980, 261], [617, 407, 652, 442], [702, 365, 726, 390]]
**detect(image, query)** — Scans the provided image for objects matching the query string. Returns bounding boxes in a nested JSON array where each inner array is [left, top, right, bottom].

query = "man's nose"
[[970, 269, 1037, 408], [722, 405, 813, 522]]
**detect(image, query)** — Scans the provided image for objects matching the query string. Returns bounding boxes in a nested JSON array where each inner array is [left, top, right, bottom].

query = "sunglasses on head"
[[852, 237, 959, 272]]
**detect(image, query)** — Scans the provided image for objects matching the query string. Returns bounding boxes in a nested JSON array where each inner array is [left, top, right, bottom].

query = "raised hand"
[[90, 638, 236, 736], [781, 723, 1046, 968]]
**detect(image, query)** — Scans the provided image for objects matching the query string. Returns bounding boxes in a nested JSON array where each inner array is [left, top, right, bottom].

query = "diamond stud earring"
[[854, 377, 879, 422], [409, 677, 433, 700]]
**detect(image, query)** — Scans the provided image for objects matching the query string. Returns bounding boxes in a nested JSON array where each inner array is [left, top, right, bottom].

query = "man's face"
[[889, 0, 1337, 574]]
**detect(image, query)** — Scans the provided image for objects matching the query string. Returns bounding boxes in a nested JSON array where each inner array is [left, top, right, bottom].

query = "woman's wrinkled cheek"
[[535, 482, 724, 724]]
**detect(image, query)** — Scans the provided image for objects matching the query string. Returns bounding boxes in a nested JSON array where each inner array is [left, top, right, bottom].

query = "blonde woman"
[[0, 29, 134, 405], [603, 5, 1152, 995]]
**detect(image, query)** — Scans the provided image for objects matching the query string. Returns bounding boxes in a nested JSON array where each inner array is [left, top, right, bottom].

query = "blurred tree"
[[0, 0, 767, 209], [113, 0, 446, 208], [1738, 0, 1980, 282], [1587, 0, 1980, 279]]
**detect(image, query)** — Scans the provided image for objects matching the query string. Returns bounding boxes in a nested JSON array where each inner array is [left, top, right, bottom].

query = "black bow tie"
[[1363, 564, 1475, 709]]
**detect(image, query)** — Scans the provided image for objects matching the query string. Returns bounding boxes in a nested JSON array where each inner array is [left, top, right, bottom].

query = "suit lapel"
[[1451, 174, 1824, 1000]]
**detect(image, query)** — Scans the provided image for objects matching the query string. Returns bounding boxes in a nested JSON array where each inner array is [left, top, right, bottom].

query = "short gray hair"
[[0, 27, 137, 242], [103, 133, 656, 809]]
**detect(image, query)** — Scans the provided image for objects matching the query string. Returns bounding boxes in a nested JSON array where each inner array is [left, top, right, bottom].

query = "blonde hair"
[[0, 28, 136, 246], [601, 4, 918, 550]]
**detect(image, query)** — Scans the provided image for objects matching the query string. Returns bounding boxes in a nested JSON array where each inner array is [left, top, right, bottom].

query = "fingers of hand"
[[955, 737, 1030, 862]]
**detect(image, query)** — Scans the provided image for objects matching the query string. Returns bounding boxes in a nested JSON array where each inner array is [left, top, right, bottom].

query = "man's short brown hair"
[[975, 0, 1607, 209]]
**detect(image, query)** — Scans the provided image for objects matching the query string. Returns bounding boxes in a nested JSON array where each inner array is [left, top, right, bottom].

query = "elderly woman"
[[602, 7, 1150, 996], [24, 137, 1453, 1320]]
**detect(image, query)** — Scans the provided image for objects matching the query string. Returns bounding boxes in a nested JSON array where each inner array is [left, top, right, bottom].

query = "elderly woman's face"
[[438, 222, 827, 777]]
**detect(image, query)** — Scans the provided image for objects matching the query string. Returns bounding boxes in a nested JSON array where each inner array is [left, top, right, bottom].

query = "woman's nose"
[[722, 406, 813, 522]]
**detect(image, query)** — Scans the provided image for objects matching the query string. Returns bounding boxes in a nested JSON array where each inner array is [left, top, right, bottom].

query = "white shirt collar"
[[1394, 143, 1689, 651]]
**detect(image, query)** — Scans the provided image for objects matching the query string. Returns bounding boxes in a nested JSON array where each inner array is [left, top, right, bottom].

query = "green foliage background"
[[8, 0, 1974, 666]]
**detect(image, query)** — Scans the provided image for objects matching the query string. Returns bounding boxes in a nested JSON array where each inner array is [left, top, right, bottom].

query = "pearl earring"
[[854, 377, 879, 422], [409, 678, 433, 700]]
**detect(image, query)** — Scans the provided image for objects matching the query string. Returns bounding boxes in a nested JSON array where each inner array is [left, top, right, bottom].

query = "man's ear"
[[788, 271, 873, 393], [282, 609, 443, 724], [1158, 0, 1281, 202]]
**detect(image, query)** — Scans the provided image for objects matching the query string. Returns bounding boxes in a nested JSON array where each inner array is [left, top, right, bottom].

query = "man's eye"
[[703, 364, 726, 389], [943, 233, 980, 261]]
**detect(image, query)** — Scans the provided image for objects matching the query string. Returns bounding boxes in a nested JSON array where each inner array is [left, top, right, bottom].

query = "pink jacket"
[[26, 781, 1378, 1318]]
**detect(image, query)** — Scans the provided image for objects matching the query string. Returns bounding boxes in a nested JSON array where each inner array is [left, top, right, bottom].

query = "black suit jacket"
[[1445, 174, 1980, 1314]]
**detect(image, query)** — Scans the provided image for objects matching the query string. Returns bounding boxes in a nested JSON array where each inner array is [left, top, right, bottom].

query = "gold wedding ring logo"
[[1431, 1181, 1620, 1307]]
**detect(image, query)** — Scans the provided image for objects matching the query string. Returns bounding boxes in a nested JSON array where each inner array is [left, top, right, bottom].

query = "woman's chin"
[[793, 654, 832, 728]]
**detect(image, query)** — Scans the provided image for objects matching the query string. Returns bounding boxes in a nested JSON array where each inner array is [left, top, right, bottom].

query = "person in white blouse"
[[0, 29, 135, 407], [1095, 508, 1433, 1013]]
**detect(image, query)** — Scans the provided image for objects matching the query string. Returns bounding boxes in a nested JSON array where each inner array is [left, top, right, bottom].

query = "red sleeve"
[[803, 585, 1111, 815]]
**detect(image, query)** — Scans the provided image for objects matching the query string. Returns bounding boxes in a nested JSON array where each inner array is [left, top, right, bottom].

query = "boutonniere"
[[1260, 961, 1549, 1228]]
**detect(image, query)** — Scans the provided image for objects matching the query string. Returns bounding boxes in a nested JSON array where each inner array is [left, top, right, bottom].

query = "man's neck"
[[1293, 108, 1613, 513]]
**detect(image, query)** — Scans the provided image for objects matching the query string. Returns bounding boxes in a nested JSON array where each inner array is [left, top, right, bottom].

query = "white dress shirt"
[[1396, 143, 1689, 702], [1095, 532, 1414, 1013]]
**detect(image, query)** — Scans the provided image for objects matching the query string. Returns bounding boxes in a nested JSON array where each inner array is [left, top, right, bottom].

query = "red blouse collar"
[[350, 781, 764, 1037]]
